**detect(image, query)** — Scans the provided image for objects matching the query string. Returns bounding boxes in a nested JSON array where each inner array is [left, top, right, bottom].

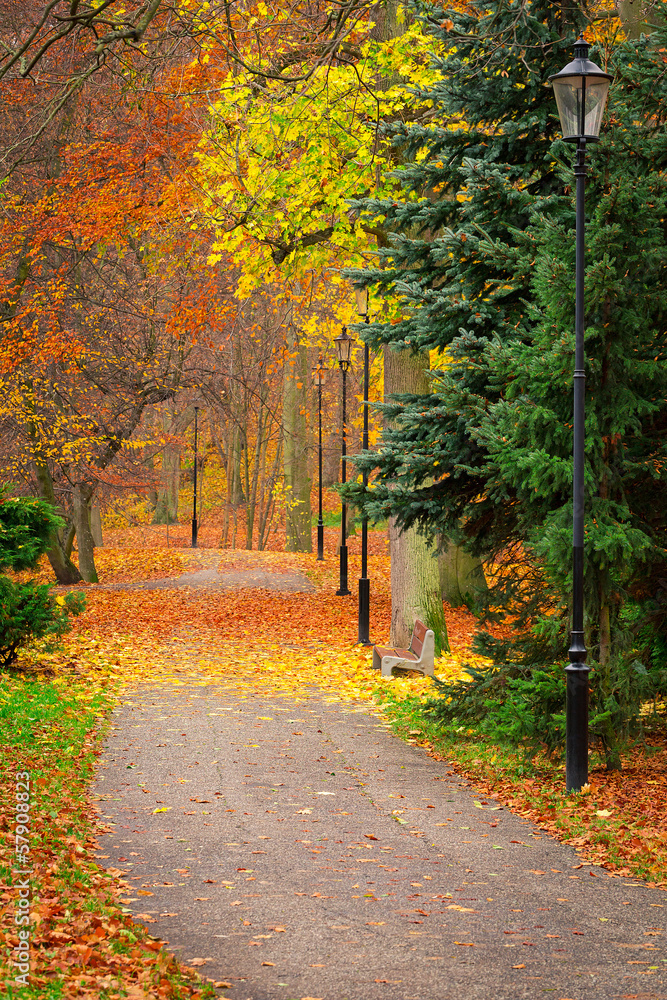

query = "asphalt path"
[[92, 683, 667, 1000]]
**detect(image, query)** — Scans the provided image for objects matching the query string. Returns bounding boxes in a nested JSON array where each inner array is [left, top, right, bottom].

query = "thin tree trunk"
[[153, 405, 194, 524], [258, 437, 283, 550], [283, 322, 312, 552], [246, 403, 266, 549], [222, 422, 234, 548], [73, 484, 98, 583]]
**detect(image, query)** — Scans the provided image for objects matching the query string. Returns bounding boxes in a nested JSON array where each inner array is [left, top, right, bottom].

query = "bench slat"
[[374, 646, 417, 660], [413, 620, 428, 643]]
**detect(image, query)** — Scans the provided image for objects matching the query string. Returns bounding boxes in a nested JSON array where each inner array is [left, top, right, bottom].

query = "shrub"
[[425, 652, 667, 766], [0, 487, 85, 668], [0, 579, 85, 667]]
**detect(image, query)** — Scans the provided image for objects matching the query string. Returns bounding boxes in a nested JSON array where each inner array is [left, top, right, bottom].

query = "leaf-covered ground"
[[2, 533, 667, 998]]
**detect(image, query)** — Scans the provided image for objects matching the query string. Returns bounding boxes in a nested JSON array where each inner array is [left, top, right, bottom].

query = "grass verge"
[[0, 669, 218, 999], [378, 686, 667, 888]]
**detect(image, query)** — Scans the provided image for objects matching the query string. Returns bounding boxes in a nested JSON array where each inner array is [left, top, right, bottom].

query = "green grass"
[[0, 670, 217, 999], [312, 510, 342, 527]]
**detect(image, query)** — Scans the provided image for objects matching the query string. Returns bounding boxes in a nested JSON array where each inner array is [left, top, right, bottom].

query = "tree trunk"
[[246, 403, 269, 549], [153, 442, 181, 523], [222, 422, 235, 547], [258, 437, 282, 550], [90, 505, 103, 547], [230, 423, 246, 505], [46, 530, 82, 584], [439, 537, 487, 607], [153, 404, 193, 524], [384, 346, 441, 646], [31, 450, 82, 584], [283, 322, 312, 552], [388, 516, 442, 646], [618, 0, 653, 37], [73, 483, 98, 583]]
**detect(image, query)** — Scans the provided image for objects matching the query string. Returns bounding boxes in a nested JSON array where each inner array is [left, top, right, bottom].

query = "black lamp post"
[[354, 287, 372, 644], [549, 36, 612, 792], [191, 404, 199, 548], [315, 356, 326, 561], [334, 326, 354, 596]]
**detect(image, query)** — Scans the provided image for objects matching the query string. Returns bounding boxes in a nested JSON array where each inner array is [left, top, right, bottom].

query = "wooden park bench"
[[372, 619, 435, 678]]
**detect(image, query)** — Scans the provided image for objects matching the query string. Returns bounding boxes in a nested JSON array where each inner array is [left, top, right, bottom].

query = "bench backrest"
[[411, 619, 429, 656]]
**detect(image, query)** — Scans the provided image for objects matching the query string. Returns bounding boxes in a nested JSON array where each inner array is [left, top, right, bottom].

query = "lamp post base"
[[357, 576, 371, 645], [317, 521, 324, 561], [565, 664, 589, 791], [336, 545, 351, 596], [191, 518, 198, 549]]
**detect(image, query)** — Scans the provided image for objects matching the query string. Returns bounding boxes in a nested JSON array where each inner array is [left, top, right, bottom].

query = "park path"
[[93, 680, 666, 1000]]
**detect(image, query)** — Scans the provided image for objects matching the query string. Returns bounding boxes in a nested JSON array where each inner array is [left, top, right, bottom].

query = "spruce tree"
[[346, 1, 667, 755], [0, 488, 85, 667]]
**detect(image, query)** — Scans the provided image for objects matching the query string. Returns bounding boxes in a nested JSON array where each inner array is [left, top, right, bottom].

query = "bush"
[[0, 487, 85, 667], [0, 579, 86, 667], [425, 652, 667, 767]]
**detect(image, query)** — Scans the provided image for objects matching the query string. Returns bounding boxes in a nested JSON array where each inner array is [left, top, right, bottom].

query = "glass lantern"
[[334, 327, 354, 370], [354, 286, 369, 317], [549, 35, 612, 142]]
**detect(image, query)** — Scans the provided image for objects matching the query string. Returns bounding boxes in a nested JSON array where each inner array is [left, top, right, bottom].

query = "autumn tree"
[[0, 21, 242, 581], [196, 2, 449, 623]]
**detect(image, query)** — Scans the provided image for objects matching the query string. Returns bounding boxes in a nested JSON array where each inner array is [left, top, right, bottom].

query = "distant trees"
[[0, 0, 395, 566], [0, 4, 239, 581]]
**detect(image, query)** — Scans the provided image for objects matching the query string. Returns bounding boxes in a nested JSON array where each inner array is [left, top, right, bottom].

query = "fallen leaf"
[[262, 961, 276, 966], [454, 941, 475, 946], [512, 963, 526, 969]]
